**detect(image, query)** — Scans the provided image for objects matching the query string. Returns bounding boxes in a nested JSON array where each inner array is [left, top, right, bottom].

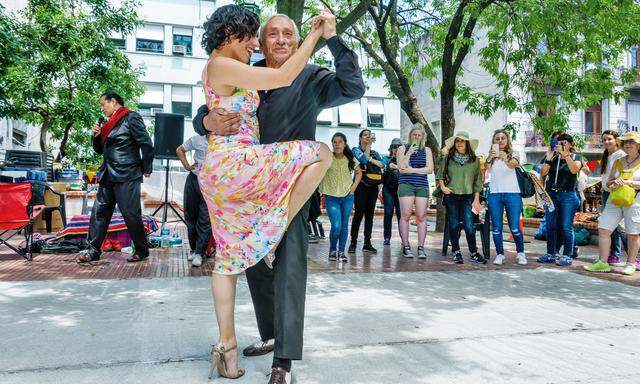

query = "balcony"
[[524, 131, 603, 153]]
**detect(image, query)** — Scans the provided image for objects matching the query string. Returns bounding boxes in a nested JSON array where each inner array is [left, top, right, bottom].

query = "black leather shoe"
[[268, 367, 292, 384], [347, 243, 357, 254], [242, 339, 274, 357], [362, 243, 377, 254]]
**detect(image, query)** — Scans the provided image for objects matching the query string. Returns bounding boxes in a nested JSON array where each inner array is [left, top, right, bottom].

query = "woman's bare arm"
[[209, 21, 323, 91]]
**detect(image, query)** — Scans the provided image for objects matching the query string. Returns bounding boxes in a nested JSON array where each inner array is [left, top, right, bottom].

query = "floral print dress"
[[199, 62, 321, 275]]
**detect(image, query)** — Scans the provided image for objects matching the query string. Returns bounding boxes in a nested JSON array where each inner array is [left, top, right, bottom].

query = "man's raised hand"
[[319, 9, 337, 40]]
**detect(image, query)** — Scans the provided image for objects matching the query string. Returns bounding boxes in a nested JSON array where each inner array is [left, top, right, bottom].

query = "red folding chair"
[[0, 182, 45, 261]]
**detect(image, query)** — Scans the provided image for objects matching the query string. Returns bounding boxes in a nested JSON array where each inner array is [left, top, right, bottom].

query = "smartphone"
[[550, 137, 558, 150], [492, 143, 499, 154]]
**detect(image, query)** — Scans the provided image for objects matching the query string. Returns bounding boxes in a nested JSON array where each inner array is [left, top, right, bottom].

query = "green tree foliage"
[[420, 0, 640, 144], [0, 0, 144, 165]]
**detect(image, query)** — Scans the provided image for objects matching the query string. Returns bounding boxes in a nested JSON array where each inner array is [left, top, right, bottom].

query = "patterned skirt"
[[199, 138, 321, 275]]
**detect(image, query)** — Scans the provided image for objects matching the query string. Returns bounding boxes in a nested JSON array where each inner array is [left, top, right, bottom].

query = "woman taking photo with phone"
[[349, 129, 387, 254], [537, 133, 583, 267], [436, 131, 485, 264], [485, 129, 527, 265], [397, 127, 434, 258]]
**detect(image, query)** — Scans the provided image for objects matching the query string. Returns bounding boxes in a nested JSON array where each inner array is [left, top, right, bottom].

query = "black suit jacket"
[[93, 111, 154, 183]]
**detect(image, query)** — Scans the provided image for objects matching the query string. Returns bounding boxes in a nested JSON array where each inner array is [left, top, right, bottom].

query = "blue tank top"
[[399, 147, 429, 187]]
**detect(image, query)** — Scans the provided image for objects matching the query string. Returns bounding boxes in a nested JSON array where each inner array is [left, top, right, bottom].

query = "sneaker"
[[417, 246, 427, 259], [516, 253, 528, 265], [607, 254, 620, 265], [383, 238, 391, 246], [621, 263, 637, 276], [452, 251, 464, 264], [187, 251, 195, 261], [347, 243, 357, 254], [338, 252, 348, 261], [191, 254, 202, 267], [362, 243, 377, 254], [555, 256, 572, 266], [309, 234, 319, 244], [470, 252, 487, 264], [583, 260, 611, 273], [402, 245, 412, 258], [493, 254, 505, 265], [328, 251, 337, 261], [537, 254, 556, 263]]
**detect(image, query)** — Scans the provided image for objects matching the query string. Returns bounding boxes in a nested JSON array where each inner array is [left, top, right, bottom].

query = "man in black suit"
[[76, 92, 154, 263]]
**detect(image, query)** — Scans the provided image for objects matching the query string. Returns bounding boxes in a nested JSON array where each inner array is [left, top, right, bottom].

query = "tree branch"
[[313, 0, 377, 53]]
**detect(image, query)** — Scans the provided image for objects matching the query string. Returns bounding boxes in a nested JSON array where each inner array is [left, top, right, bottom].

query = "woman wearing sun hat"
[[436, 131, 485, 264], [585, 131, 640, 276]]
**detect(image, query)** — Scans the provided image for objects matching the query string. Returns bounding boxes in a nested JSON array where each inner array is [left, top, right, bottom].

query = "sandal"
[[209, 343, 245, 380]]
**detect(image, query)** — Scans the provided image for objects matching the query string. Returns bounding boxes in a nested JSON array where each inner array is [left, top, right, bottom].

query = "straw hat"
[[619, 131, 640, 144], [442, 131, 479, 155]]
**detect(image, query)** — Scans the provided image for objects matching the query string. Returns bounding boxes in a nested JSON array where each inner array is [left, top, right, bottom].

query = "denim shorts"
[[398, 183, 429, 198]]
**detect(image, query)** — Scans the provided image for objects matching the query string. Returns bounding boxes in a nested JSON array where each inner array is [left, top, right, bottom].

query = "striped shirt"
[[399, 147, 429, 187]]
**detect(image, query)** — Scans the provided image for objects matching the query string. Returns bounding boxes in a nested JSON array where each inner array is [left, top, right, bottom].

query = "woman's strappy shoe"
[[208, 343, 245, 380], [264, 252, 276, 269]]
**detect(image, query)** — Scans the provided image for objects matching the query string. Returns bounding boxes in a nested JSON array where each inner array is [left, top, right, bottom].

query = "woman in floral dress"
[[197, 5, 332, 379]]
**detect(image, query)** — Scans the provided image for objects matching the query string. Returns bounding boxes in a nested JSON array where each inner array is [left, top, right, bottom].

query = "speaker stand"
[[151, 159, 186, 227]]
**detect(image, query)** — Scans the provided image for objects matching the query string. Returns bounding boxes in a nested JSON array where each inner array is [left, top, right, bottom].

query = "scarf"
[[100, 107, 131, 145], [453, 151, 470, 165]]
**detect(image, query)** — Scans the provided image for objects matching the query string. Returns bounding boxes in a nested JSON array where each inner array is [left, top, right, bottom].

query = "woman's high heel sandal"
[[264, 252, 276, 269], [209, 343, 245, 380]]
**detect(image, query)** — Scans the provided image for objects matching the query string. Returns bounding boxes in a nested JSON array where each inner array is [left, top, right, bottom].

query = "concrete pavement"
[[1, 269, 639, 383]]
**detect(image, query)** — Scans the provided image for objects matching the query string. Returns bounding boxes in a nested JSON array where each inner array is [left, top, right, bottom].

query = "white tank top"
[[489, 159, 520, 194]]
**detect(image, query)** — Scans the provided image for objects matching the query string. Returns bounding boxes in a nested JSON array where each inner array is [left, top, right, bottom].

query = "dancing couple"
[[194, 5, 364, 383]]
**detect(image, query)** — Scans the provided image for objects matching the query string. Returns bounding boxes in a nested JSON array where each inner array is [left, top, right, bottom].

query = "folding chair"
[[0, 182, 45, 261]]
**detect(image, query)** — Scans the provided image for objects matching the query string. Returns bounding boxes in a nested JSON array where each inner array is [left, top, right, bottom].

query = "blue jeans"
[[325, 194, 355, 252], [545, 190, 579, 256], [443, 194, 477, 253], [601, 191, 623, 257], [488, 193, 524, 255], [382, 186, 400, 240]]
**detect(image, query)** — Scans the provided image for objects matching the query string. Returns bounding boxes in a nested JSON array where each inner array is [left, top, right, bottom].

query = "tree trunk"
[[277, 0, 305, 30], [39, 115, 51, 152], [56, 121, 73, 162], [437, 70, 457, 232]]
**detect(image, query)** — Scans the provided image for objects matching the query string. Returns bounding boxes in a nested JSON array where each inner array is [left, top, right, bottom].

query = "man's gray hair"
[[259, 14, 300, 45]]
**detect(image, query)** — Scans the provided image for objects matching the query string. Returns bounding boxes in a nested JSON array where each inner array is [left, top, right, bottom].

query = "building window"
[[139, 84, 164, 116], [136, 39, 164, 53], [173, 27, 193, 56], [338, 101, 363, 127], [136, 24, 164, 53], [632, 46, 639, 69], [139, 103, 164, 116], [172, 86, 192, 118], [584, 103, 602, 136], [367, 99, 384, 128], [110, 38, 126, 50]]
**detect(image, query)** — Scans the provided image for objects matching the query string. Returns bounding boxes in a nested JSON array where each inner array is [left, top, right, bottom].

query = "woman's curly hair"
[[201, 5, 260, 55]]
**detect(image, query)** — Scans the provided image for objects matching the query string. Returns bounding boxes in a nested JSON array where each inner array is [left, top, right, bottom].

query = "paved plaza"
[[1, 215, 639, 383]]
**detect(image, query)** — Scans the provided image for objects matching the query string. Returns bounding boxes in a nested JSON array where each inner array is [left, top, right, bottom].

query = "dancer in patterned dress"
[[198, 5, 332, 379]]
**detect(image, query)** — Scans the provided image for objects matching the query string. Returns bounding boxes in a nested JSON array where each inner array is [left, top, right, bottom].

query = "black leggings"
[[350, 182, 379, 244]]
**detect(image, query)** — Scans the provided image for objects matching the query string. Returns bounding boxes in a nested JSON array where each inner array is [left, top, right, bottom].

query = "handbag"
[[515, 167, 535, 198], [610, 160, 640, 207], [432, 155, 450, 199]]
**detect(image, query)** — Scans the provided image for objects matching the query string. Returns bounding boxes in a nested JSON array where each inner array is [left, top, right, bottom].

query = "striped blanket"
[[55, 215, 159, 239]]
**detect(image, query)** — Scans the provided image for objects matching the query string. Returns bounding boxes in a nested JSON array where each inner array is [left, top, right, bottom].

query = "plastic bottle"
[[161, 227, 170, 249]]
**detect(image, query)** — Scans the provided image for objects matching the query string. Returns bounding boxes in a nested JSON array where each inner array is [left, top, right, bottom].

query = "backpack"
[[610, 160, 640, 207]]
